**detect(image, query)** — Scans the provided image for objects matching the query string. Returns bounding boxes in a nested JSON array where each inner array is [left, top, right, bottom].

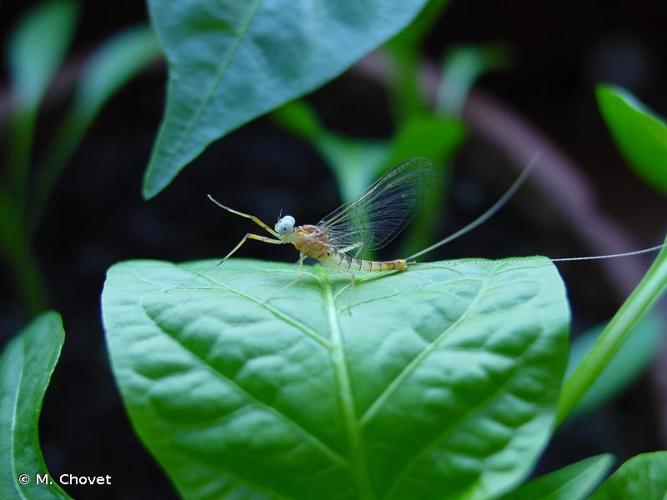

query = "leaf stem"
[[555, 236, 667, 425]]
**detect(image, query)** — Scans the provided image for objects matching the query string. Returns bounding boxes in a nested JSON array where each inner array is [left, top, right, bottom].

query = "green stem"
[[0, 186, 47, 315], [555, 237, 667, 425], [7, 110, 36, 211]]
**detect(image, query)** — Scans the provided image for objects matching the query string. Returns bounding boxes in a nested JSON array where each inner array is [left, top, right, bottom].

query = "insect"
[[208, 157, 435, 274], [208, 156, 666, 276]]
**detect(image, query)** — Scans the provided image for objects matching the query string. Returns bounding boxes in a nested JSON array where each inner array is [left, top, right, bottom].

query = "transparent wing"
[[317, 157, 434, 253]]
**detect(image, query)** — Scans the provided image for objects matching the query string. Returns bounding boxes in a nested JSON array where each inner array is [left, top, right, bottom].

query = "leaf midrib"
[[9, 337, 29, 500], [167, 0, 263, 160], [320, 269, 375, 500], [138, 293, 348, 470]]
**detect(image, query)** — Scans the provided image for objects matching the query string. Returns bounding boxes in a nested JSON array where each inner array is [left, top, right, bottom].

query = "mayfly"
[[207, 156, 666, 274], [208, 157, 436, 274]]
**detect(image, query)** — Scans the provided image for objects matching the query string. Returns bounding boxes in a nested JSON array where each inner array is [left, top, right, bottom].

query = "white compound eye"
[[275, 215, 296, 235]]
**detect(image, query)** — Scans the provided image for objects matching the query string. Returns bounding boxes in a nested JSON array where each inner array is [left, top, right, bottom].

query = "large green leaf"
[[142, 0, 430, 199], [102, 257, 569, 499], [597, 84, 667, 194], [591, 451, 667, 499], [0, 312, 69, 499], [500, 454, 613, 500]]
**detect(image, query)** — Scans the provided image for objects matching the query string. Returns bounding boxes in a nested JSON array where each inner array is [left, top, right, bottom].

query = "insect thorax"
[[291, 225, 329, 258]]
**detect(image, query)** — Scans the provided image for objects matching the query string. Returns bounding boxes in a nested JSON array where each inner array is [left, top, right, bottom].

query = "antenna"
[[407, 154, 540, 261], [551, 244, 666, 262]]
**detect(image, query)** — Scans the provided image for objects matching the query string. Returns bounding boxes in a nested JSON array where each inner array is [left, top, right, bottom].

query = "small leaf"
[[7, 0, 78, 201], [385, 0, 450, 120], [31, 26, 163, 230], [318, 134, 391, 203], [0, 312, 69, 499], [68, 26, 162, 127], [272, 99, 325, 143], [597, 84, 667, 194], [437, 44, 509, 116], [142, 0, 431, 199], [591, 451, 667, 499], [273, 100, 391, 203], [566, 315, 662, 418], [8, 0, 78, 111], [499, 454, 613, 500], [386, 114, 466, 255], [102, 257, 569, 499]]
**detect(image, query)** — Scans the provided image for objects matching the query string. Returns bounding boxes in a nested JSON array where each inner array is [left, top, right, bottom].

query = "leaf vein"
[[138, 295, 347, 468], [383, 330, 542, 498], [168, 0, 263, 159], [360, 269, 491, 424]]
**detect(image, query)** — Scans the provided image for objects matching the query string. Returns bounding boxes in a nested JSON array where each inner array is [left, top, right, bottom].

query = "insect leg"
[[344, 272, 357, 316], [265, 252, 307, 303], [207, 194, 280, 237], [218, 233, 283, 265]]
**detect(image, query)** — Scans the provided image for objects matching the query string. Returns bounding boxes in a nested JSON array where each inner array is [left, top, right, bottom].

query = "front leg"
[[218, 233, 283, 265]]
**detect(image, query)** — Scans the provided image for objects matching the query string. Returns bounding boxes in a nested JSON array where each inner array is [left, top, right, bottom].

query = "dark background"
[[1, 0, 666, 498]]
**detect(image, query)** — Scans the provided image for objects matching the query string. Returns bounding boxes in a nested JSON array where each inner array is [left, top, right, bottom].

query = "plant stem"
[[555, 237, 667, 425], [0, 186, 47, 315], [7, 110, 35, 212]]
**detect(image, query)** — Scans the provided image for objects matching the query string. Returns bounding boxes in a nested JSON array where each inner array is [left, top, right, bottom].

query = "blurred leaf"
[[387, 114, 466, 255], [437, 44, 509, 116], [8, 0, 78, 111], [0, 312, 69, 499], [386, 0, 449, 121], [591, 451, 667, 499], [142, 0, 432, 199], [30, 26, 162, 231], [318, 134, 391, 203], [273, 99, 390, 203], [66, 26, 161, 126], [388, 0, 448, 50], [387, 115, 465, 169], [103, 257, 568, 499], [565, 315, 662, 418], [500, 454, 613, 500], [6, 0, 78, 201], [272, 100, 325, 143], [556, 237, 667, 425], [597, 84, 667, 194], [0, 187, 46, 313]]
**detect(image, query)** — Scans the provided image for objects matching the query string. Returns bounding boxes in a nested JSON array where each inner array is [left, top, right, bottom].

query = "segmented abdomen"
[[320, 251, 407, 272]]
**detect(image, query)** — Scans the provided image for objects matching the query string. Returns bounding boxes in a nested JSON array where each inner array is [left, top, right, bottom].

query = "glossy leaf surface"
[[597, 84, 667, 194], [500, 454, 612, 500], [103, 257, 568, 499], [143, 0, 430, 198], [591, 451, 667, 499], [0, 312, 69, 499]]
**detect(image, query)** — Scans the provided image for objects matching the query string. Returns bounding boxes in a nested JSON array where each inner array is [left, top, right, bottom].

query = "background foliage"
[[0, 0, 666, 498]]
